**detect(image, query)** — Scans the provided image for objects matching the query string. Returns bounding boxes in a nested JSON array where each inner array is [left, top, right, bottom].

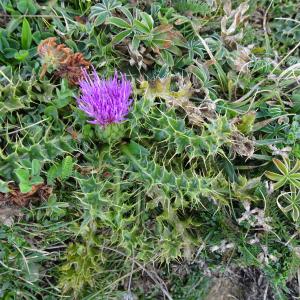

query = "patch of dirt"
[[0, 183, 52, 206], [171, 262, 276, 300], [0, 11, 10, 27], [0, 183, 52, 226], [205, 277, 245, 300], [204, 267, 275, 300], [238, 267, 274, 300]]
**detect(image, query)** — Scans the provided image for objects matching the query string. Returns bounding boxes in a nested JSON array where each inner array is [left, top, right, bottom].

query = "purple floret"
[[77, 68, 133, 126]]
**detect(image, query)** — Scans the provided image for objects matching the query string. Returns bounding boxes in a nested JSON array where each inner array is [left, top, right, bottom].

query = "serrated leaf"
[[236, 111, 256, 134], [61, 156, 74, 180]]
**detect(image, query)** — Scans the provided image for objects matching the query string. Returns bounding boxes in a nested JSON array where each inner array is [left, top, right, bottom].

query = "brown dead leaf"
[[140, 76, 216, 125], [0, 184, 52, 226], [37, 37, 90, 85], [55, 52, 90, 85], [66, 127, 79, 140], [37, 37, 72, 79], [221, 1, 249, 48], [0, 207, 23, 226], [74, 16, 88, 24], [0, 11, 9, 27], [127, 43, 155, 70], [0, 183, 52, 207], [231, 132, 255, 158], [232, 45, 252, 73]]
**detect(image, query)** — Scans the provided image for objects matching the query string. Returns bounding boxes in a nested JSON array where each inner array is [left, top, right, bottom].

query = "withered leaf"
[[37, 37, 90, 85], [231, 131, 255, 158], [140, 76, 216, 125], [0, 183, 52, 207]]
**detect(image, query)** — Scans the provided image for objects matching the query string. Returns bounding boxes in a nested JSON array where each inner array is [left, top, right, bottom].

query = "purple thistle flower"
[[77, 68, 133, 127]]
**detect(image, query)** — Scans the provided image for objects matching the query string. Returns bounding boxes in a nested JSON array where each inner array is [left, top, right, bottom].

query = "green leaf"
[[291, 91, 300, 113], [291, 207, 299, 222], [94, 12, 108, 26], [6, 19, 22, 36], [264, 171, 283, 181], [14, 50, 29, 61], [273, 178, 288, 190], [160, 50, 174, 67], [15, 168, 30, 184], [20, 182, 32, 193], [133, 20, 150, 34], [132, 35, 140, 50], [255, 138, 285, 145], [31, 159, 41, 176], [289, 177, 300, 189], [290, 174, 300, 180], [17, 0, 37, 14], [21, 18, 32, 49], [291, 160, 300, 173], [273, 158, 288, 175], [0, 180, 9, 193], [47, 164, 61, 185], [107, 17, 131, 29], [119, 6, 133, 23], [112, 29, 132, 44], [61, 156, 74, 180], [30, 175, 44, 185], [4, 48, 18, 59], [44, 106, 58, 119], [24, 262, 40, 283], [54, 84, 73, 108], [140, 12, 154, 31], [188, 65, 209, 84], [236, 112, 256, 134], [152, 39, 171, 49]]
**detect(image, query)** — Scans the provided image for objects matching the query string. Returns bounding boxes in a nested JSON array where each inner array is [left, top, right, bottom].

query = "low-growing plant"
[[1, 0, 300, 299]]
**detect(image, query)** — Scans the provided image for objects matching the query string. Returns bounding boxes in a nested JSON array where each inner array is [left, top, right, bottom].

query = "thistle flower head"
[[77, 68, 132, 126]]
